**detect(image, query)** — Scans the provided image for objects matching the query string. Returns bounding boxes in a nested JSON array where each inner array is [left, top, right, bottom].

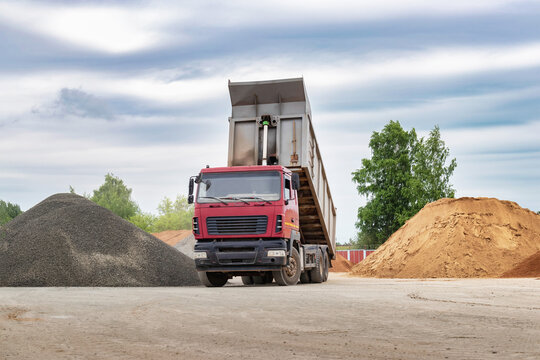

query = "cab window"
[[284, 178, 291, 200]]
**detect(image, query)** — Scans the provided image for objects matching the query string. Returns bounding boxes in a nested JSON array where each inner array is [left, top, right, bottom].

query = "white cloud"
[[0, 2, 182, 53], [163, 0, 529, 27], [315, 86, 540, 132], [445, 120, 540, 155], [0, 0, 530, 54], [2, 41, 540, 123]]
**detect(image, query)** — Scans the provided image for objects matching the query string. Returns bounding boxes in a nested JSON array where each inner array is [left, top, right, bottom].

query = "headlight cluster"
[[267, 250, 286, 257], [194, 251, 207, 259]]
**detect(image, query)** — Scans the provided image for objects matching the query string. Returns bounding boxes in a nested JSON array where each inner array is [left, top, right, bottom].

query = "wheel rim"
[[285, 256, 298, 278]]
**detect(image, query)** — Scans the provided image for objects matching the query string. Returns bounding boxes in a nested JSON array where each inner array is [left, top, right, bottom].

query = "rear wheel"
[[241, 276, 254, 285], [322, 251, 330, 282], [273, 248, 301, 286], [198, 271, 228, 287], [310, 249, 324, 283], [300, 271, 311, 284]]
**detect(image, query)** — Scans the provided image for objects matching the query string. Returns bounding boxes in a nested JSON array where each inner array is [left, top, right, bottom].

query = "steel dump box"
[[227, 78, 336, 257]]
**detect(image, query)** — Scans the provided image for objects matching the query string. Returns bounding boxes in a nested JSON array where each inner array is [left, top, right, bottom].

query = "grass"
[[336, 245, 356, 250]]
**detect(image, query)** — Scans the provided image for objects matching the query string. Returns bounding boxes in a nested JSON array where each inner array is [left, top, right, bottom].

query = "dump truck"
[[188, 77, 336, 286]]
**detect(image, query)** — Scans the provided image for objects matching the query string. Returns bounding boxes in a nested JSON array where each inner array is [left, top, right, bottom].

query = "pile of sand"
[[500, 251, 540, 278], [0, 193, 199, 286], [152, 230, 195, 259], [351, 197, 540, 278], [330, 254, 354, 272]]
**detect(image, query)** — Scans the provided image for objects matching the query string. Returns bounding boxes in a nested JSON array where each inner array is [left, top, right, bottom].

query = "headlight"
[[267, 250, 286, 257], [194, 251, 207, 259]]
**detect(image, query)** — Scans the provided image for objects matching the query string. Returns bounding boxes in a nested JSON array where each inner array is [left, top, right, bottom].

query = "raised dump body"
[[227, 78, 336, 257]]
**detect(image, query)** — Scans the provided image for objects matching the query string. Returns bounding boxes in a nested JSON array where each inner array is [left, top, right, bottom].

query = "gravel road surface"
[[1, 274, 539, 359]]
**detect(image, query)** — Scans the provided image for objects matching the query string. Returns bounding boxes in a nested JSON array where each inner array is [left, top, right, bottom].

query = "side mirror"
[[292, 173, 300, 190], [188, 178, 194, 204]]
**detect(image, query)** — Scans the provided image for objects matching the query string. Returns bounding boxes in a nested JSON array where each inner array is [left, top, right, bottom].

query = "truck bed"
[[227, 78, 337, 257]]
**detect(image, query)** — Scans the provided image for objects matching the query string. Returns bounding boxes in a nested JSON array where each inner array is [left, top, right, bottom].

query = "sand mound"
[[0, 193, 199, 286], [500, 251, 540, 278], [330, 254, 353, 272], [351, 197, 540, 278], [153, 230, 195, 259], [152, 230, 192, 247]]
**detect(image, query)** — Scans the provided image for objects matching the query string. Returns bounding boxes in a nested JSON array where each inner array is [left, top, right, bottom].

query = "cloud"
[[315, 85, 540, 133], [2, 41, 540, 123], [0, 0, 532, 55], [444, 120, 540, 156], [0, 2, 181, 53], [34, 88, 115, 120]]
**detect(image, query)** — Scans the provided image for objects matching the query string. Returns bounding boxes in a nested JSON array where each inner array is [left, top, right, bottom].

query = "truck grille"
[[206, 216, 268, 235]]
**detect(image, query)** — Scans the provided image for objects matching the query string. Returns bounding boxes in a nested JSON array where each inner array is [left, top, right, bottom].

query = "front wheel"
[[273, 248, 301, 286], [198, 271, 228, 287]]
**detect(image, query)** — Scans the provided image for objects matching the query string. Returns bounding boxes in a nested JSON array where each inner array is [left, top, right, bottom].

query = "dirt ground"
[[1, 274, 539, 359]]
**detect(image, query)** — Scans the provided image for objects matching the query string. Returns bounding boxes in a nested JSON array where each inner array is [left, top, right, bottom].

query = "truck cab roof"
[[200, 165, 291, 175]]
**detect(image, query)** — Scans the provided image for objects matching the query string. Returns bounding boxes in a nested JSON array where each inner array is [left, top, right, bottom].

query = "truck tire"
[[198, 271, 228, 287], [273, 248, 301, 286], [300, 271, 311, 284], [241, 276, 254, 285], [322, 251, 330, 282], [310, 249, 324, 283]]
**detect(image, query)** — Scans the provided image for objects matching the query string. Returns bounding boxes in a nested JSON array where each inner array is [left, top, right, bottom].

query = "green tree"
[[151, 195, 193, 232], [0, 200, 23, 225], [90, 173, 139, 219], [411, 126, 457, 213], [352, 120, 456, 247], [129, 212, 157, 232]]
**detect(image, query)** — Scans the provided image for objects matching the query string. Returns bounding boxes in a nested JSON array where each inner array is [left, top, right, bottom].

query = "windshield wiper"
[[220, 197, 250, 204], [199, 196, 229, 205], [239, 196, 272, 204]]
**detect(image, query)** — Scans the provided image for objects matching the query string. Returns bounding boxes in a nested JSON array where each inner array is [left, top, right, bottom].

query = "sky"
[[0, 0, 539, 243]]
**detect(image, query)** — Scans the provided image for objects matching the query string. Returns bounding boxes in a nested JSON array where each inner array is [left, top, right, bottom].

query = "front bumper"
[[194, 239, 287, 272]]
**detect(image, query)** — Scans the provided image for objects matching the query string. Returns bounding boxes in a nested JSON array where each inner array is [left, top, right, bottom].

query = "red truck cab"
[[188, 165, 305, 286]]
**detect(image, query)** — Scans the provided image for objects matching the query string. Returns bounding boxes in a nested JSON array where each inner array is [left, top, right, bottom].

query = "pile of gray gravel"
[[174, 234, 196, 259], [0, 193, 200, 286]]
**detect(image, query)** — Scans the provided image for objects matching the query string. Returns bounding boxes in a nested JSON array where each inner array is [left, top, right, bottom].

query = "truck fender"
[[286, 230, 302, 265]]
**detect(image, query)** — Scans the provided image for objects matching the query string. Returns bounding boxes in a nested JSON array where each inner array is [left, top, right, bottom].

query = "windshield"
[[197, 171, 281, 203]]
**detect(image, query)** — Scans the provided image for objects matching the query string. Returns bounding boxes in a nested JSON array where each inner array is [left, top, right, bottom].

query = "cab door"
[[283, 175, 299, 238]]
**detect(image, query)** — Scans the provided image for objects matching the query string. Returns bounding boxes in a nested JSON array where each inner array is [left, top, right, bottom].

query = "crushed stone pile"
[[330, 253, 354, 272], [500, 251, 540, 278], [152, 230, 195, 259], [0, 193, 199, 286], [351, 197, 540, 278]]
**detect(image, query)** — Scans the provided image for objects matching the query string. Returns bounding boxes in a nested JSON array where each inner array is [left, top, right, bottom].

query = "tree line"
[[73, 173, 193, 233], [1, 174, 192, 232], [0, 200, 23, 226]]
